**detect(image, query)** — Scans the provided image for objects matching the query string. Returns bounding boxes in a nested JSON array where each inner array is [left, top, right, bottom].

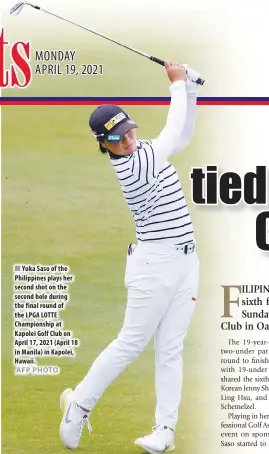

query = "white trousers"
[[74, 241, 199, 429]]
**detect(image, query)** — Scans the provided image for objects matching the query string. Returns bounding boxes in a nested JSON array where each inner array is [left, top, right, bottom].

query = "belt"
[[128, 241, 195, 256], [176, 241, 195, 254]]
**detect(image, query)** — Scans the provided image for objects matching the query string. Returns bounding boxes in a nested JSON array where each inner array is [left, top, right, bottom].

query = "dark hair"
[[99, 142, 108, 154]]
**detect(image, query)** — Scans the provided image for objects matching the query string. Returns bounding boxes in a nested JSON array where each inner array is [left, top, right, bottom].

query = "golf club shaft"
[[43, 9, 165, 66], [41, 8, 168, 68], [39, 7, 155, 60]]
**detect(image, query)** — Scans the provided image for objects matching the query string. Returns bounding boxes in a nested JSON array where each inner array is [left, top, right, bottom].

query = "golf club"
[[10, 2, 205, 85]]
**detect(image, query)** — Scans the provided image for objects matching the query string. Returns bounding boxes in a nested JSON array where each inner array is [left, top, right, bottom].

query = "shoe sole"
[[134, 441, 175, 454]]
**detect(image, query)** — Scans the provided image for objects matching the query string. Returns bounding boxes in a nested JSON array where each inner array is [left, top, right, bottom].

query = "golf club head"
[[10, 2, 25, 16]]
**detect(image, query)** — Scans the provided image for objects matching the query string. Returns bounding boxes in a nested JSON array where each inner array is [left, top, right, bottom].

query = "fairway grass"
[[2, 53, 215, 452]]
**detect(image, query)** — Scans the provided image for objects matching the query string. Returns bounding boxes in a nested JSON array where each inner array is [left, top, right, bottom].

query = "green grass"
[[2, 43, 215, 453]]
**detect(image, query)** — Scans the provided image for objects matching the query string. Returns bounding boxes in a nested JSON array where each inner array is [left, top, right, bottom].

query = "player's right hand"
[[164, 61, 187, 83]]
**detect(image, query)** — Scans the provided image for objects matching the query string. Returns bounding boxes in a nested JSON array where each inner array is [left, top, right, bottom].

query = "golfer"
[[60, 61, 200, 454]]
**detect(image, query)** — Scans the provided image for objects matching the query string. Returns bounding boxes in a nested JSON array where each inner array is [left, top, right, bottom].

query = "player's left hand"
[[183, 64, 202, 84], [182, 64, 201, 93]]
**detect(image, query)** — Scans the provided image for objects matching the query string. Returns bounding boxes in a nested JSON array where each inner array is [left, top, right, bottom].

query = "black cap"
[[89, 105, 138, 143]]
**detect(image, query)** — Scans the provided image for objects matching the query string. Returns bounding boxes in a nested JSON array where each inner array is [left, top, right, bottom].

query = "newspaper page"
[[1, 1, 269, 453]]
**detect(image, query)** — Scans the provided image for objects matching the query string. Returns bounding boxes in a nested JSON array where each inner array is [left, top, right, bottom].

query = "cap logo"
[[104, 112, 126, 131], [92, 130, 104, 139], [107, 134, 121, 141]]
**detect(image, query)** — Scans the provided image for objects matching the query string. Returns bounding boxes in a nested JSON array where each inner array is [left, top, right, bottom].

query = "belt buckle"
[[184, 242, 195, 254]]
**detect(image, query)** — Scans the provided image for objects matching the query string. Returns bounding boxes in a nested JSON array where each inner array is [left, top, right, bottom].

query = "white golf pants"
[[74, 241, 199, 429]]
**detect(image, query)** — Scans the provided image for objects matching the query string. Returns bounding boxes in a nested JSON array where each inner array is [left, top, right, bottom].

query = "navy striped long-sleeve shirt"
[[110, 80, 197, 245]]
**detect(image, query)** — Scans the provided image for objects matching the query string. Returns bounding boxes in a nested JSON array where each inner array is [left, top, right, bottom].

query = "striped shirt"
[[110, 80, 198, 245]]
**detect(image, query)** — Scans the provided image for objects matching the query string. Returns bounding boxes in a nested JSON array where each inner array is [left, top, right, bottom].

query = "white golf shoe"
[[59, 388, 92, 449], [134, 425, 175, 454]]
